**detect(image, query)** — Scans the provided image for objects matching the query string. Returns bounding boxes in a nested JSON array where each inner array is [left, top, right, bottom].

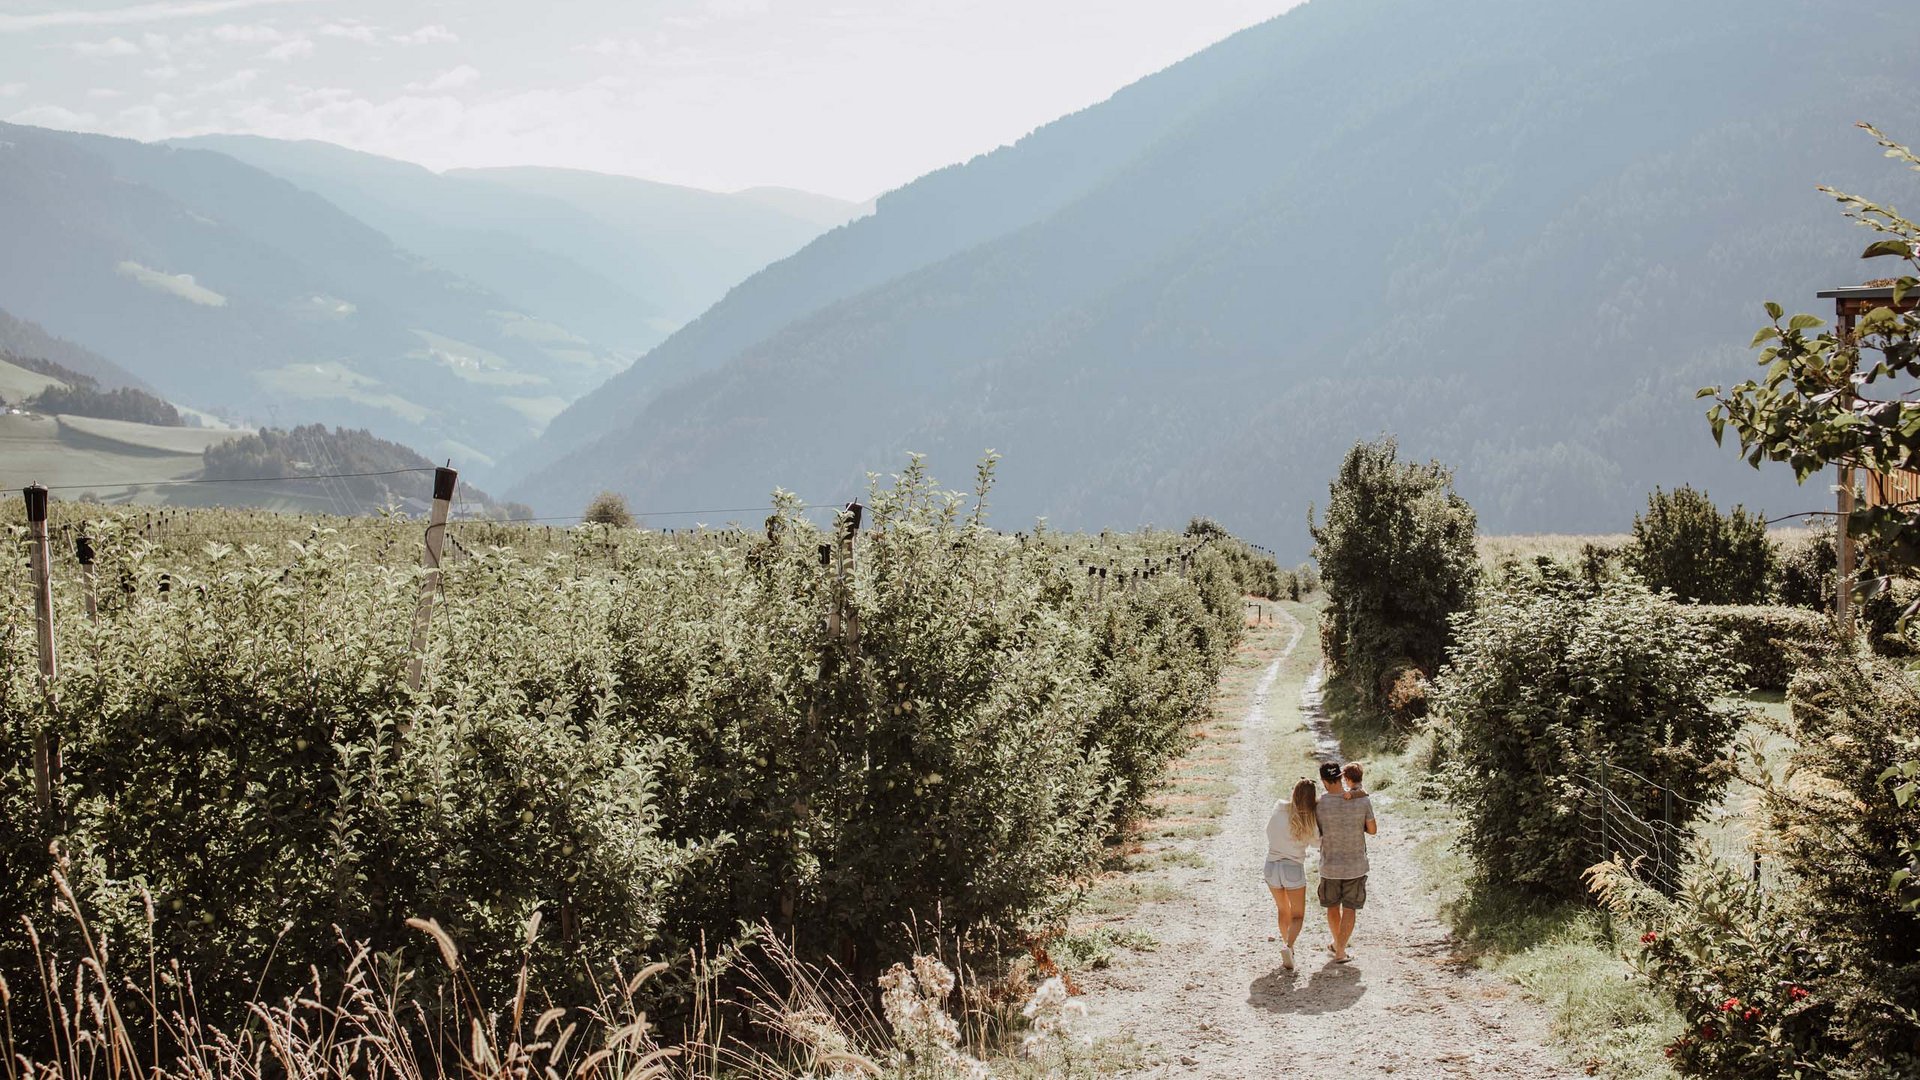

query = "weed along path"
[[1077, 604, 1579, 1078]]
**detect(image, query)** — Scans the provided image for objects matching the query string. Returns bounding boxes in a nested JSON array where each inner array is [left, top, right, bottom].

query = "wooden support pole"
[[25, 484, 58, 815], [76, 534, 97, 623], [1837, 308, 1858, 633], [407, 466, 457, 692], [836, 502, 864, 649]]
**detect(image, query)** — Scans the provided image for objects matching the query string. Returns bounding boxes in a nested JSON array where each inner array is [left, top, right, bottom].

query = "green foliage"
[[1598, 650, 1920, 1077], [0, 460, 1241, 1039], [1774, 525, 1836, 610], [25, 382, 182, 426], [1183, 517, 1283, 598], [582, 491, 634, 528], [1703, 124, 1920, 594], [1430, 573, 1742, 900], [1680, 605, 1827, 692], [203, 425, 508, 512], [1309, 437, 1479, 707], [1621, 486, 1775, 605]]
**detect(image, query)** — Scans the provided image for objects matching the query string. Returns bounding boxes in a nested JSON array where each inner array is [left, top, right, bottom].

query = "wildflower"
[[1640, 931, 1658, 944], [1701, 1023, 1719, 1041], [1789, 986, 1809, 1002], [1720, 997, 1741, 1013], [1020, 976, 1082, 1059], [1743, 1008, 1759, 1022]]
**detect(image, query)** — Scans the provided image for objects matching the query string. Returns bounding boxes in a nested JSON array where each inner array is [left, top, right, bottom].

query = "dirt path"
[[1079, 608, 1580, 1078]]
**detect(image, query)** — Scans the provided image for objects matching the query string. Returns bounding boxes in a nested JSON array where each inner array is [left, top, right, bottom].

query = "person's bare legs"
[[1269, 885, 1290, 937], [1282, 886, 1306, 949], [1269, 886, 1306, 967], [1332, 906, 1357, 961]]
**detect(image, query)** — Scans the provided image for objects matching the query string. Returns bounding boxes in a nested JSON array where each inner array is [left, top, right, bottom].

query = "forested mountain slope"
[[173, 136, 866, 356], [504, 0, 1920, 546], [0, 123, 626, 477]]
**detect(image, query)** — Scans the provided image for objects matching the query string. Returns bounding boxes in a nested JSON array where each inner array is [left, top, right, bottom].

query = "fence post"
[[836, 502, 864, 650], [1661, 786, 1675, 891], [407, 466, 458, 692], [25, 484, 58, 816], [76, 534, 97, 623]]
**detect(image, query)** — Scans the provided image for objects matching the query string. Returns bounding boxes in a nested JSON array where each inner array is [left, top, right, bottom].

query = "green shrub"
[[1431, 573, 1743, 900], [1598, 649, 1920, 1077], [1774, 526, 1835, 611], [1184, 517, 1283, 598], [1621, 486, 1776, 605], [583, 491, 634, 528], [1682, 605, 1827, 691], [1309, 437, 1478, 708], [1, 461, 1242, 1040]]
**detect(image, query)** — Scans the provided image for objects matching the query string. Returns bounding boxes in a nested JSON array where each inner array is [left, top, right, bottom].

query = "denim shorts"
[[1263, 857, 1307, 890]]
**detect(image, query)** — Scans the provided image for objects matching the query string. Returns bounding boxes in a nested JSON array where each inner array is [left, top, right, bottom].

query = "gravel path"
[[1078, 610, 1581, 1077]]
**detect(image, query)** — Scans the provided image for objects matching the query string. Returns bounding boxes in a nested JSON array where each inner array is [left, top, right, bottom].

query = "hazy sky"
[[0, 0, 1303, 199]]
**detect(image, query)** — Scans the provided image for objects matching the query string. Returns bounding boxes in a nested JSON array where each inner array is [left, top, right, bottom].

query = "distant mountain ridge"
[[172, 135, 868, 356], [500, 0, 1920, 550], [0, 122, 630, 478], [0, 126, 862, 487]]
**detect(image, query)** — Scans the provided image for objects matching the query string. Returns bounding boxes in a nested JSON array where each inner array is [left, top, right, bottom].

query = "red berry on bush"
[[1721, 997, 1741, 1012], [1789, 986, 1809, 1001], [1641, 931, 1658, 944]]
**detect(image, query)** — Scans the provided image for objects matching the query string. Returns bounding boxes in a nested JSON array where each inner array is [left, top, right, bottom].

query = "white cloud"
[[88, 87, 126, 99], [72, 37, 143, 58], [263, 37, 313, 61], [318, 21, 378, 43], [706, 0, 772, 18], [405, 65, 479, 93], [0, 0, 322, 33], [0, 83, 26, 98], [143, 65, 182, 80], [210, 22, 284, 45], [391, 24, 457, 45], [7, 104, 101, 129], [193, 68, 260, 96]]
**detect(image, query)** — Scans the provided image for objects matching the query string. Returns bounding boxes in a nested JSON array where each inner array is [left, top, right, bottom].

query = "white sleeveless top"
[[1265, 800, 1318, 862]]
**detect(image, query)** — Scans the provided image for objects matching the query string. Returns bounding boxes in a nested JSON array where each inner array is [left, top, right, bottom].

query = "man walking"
[[1315, 759, 1376, 964]]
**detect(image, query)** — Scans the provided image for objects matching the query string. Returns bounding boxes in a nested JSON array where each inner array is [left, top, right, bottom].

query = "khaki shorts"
[[1319, 874, 1367, 910]]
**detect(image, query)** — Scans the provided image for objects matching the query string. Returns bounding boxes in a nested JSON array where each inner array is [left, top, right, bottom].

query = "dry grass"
[[1, 870, 1119, 1080]]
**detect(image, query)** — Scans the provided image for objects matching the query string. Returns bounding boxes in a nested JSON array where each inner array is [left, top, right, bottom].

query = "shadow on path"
[[1246, 962, 1367, 1015]]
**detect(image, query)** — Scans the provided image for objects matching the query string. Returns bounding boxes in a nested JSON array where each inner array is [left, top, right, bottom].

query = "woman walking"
[[1264, 778, 1318, 970]]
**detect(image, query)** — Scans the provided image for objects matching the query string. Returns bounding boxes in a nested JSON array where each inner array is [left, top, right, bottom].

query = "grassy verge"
[[1321, 674, 1683, 1078]]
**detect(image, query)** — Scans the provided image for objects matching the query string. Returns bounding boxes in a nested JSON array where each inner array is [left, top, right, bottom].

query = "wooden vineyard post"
[[76, 534, 98, 622], [834, 502, 864, 650], [1836, 305, 1858, 633], [407, 466, 458, 692], [25, 485, 58, 816]]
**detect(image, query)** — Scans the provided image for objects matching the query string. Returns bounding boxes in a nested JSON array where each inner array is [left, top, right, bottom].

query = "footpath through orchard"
[[1076, 604, 1580, 1077]]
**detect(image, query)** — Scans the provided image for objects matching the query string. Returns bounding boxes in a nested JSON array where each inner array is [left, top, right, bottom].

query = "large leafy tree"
[[1309, 436, 1478, 706], [1700, 121, 1920, 1017], [1703, 124, 1920, 580]]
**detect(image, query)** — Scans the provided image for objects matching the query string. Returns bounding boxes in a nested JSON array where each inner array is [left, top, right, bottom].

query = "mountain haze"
[[503, 0, 1920, 549], [0, 123, 633, 477], [172, 136, 868, 355]]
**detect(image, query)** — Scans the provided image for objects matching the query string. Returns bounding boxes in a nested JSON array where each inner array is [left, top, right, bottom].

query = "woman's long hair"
[[1287, 778, 1318, 842]]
